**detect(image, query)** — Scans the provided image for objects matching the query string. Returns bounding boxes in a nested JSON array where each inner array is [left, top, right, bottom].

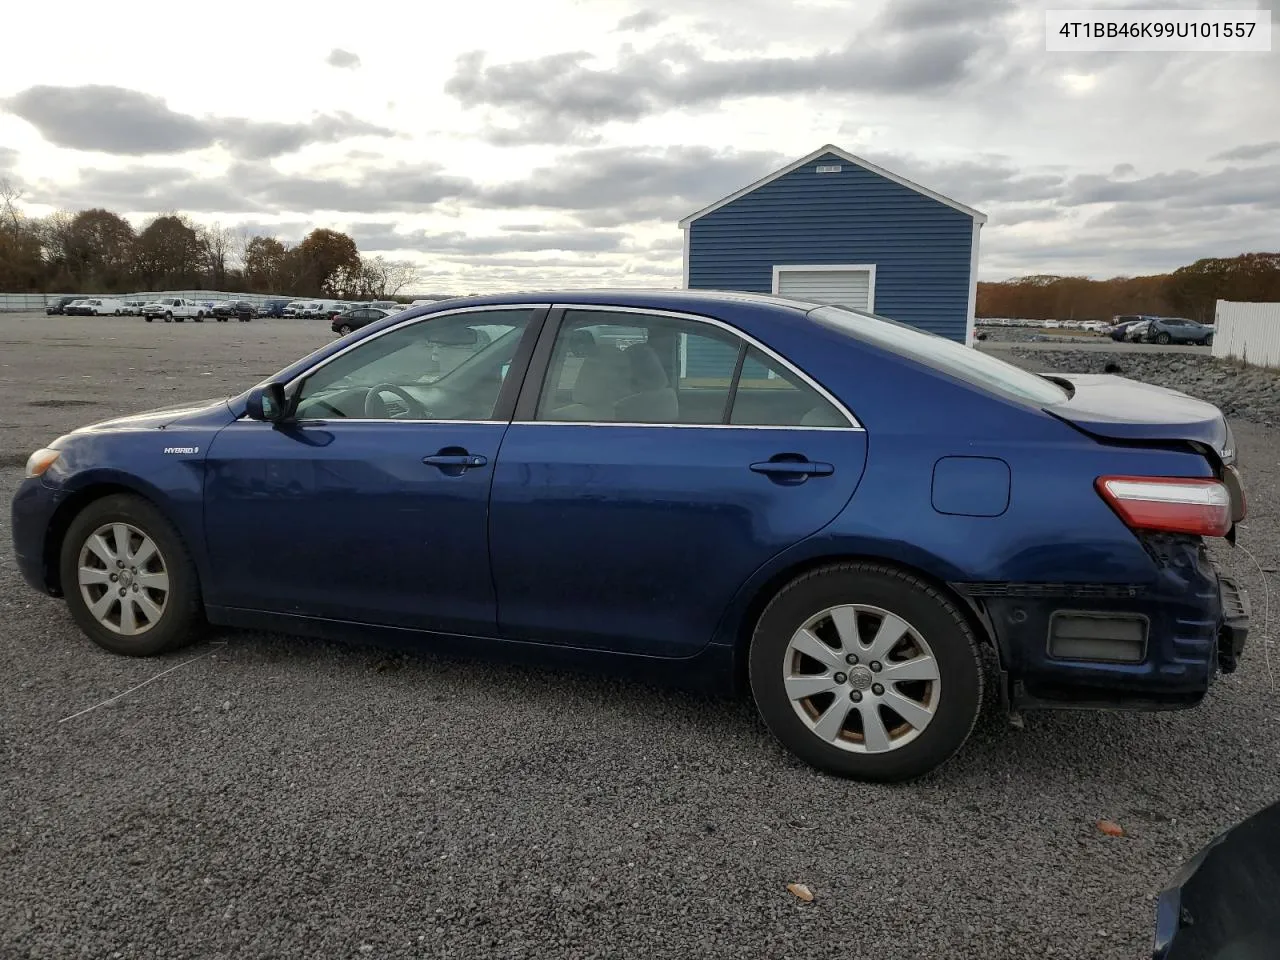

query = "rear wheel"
[[749, 563, 983, 782], [59, 494, 203, 657], [1204, 333, 1214, 346], [164, 312, 173, 322]]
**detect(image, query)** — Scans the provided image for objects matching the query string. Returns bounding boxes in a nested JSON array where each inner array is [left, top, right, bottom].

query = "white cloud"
[[0, 0, 1275, 293]]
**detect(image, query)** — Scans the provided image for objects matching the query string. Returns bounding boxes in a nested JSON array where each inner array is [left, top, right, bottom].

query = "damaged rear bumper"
[[953, 538, 1251, 712]]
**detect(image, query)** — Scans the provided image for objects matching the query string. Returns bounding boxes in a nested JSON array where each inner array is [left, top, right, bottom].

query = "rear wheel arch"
[[729, 554, 995, 691]]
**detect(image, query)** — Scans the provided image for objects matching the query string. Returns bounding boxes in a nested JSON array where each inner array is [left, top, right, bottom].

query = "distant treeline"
[[0, 180, 418, 299], [977, 252, 1280, 323]]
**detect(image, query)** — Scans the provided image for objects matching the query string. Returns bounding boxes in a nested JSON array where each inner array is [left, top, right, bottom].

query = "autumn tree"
[[63, 209, 137, 289], [242, 235, 288, 291], [133, 214, 203, 288], [289, 228, 362, 296], [1166, 253, 1280, 321]]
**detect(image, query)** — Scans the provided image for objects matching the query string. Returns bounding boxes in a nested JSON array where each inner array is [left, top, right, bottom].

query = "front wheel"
[[338, 324, 353, 335], [749, 563, 983, 783], [1156, 332, 1171, 345], [59, 494, 203, 656]]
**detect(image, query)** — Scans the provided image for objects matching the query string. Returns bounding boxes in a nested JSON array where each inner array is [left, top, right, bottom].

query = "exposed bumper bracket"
[[1217, 575, 1250, 674]]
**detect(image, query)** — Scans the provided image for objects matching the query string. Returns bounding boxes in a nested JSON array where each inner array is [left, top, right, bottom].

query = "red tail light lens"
[[1096, 476, 1232, 538]]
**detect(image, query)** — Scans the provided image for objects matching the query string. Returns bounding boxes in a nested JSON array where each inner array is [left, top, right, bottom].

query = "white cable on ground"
[[1234, 542, 1274, 693], [57, 643, 225, 724]]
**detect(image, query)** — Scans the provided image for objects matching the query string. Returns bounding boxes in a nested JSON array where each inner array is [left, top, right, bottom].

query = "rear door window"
[[533, 309, 855, 428]]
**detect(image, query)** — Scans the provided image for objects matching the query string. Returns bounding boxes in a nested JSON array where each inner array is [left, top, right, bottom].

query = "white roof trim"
[[678, 144, 989, 227]]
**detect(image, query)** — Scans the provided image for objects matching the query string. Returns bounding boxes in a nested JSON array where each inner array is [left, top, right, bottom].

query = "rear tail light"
[[1096, 476, 1232, 538]]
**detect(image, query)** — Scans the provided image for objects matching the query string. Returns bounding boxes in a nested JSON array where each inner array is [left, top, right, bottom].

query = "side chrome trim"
[[551, 303, 864, 430], [509, 421, 861, 432], [287, 419, 508, 427]]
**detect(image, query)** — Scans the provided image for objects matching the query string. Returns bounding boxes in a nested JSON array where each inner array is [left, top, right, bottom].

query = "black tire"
[[1156, 332, 1171, 345], [164, 312, 173, 322], [145, 317, 153, 323], [749, 562, 983, 783], [58, 494, 204, 657], [1204, 333, 1213, 346], [338, 324, 353, 335]]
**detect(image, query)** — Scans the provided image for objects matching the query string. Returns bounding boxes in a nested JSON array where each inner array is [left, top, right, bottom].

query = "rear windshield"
[[810, 305, 1069, 405]]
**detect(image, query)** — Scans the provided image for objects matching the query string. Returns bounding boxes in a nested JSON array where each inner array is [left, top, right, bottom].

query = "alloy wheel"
[[783, 603, 940, 754], [76, 522, 170, 636]]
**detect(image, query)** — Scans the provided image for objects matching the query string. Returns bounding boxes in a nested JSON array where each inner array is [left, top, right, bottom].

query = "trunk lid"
[[1042, 374, 1232, 458]]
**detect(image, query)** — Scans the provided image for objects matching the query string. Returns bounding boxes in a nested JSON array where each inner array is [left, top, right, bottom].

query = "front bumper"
[[11, 477, 64, 595], [956, 539, 1251, 711]]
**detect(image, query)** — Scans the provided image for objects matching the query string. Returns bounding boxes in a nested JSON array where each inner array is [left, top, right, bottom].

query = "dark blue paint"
[[684, 152, 976, 341], [931, 456, 1011, 518], [203, 421, 504, 634], [9, 289, 1241, 709], [489, 424, 866, 656]]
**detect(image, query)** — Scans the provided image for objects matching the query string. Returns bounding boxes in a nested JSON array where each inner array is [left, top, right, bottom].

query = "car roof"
[[417, 287, 818, 316]]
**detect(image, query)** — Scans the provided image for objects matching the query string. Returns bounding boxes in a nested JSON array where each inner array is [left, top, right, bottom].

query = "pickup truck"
[[142, 298, 208, 322]]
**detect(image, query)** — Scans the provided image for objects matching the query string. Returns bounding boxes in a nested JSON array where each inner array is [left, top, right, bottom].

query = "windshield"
[[810, 305, 1070, 404]]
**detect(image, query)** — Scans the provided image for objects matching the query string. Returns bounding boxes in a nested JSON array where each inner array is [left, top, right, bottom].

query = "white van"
[[81, 298, 125, 316], [282, 301, 310, 318]]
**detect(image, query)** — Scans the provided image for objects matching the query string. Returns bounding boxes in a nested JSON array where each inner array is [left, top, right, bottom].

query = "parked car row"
[[44, 295, 420, 322], [1105, 315, 1215, 345], [45, 297, 127, 316]]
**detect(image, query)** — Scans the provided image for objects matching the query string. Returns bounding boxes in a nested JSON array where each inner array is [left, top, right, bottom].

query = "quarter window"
[[730, 347, 847, 427]]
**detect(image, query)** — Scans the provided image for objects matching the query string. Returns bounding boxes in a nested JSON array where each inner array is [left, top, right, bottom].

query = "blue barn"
[[679, 144, 987, 345]]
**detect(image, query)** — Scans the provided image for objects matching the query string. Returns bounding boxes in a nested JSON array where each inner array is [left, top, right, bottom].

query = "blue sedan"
[[11, 290, 1251, 781]]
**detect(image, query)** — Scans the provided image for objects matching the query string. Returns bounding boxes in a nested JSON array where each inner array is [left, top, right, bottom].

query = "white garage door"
[[774, 266, 874, 311]]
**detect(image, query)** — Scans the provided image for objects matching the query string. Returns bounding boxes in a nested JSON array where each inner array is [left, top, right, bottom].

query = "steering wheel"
[[363, 383, 427, 419]]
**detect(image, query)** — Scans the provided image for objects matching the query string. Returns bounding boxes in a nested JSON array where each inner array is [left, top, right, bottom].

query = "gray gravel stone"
[[1, 313, 1277, 959]]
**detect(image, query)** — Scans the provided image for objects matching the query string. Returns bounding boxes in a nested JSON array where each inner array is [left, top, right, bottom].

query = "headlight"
[[25, 449, 60, 478]]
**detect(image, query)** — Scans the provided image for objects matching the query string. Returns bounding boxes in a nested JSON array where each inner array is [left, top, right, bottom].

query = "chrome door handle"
[[423, 454, 488, 468], [749, 460, 834, 477]]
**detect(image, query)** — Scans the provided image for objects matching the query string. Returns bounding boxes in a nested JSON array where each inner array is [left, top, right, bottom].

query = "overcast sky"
[[1, 0, 1276, 292]]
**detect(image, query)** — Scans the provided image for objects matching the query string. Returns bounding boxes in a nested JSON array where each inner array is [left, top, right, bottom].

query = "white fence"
[[1213, 300, 1280, 369], [0, 290, 296, 313]]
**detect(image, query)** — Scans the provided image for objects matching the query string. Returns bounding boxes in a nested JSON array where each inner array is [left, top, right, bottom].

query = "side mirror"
[[246, 382, 289, 422]]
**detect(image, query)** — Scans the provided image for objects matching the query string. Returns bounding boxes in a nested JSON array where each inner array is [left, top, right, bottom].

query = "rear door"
[[488, 305, 867, 658]]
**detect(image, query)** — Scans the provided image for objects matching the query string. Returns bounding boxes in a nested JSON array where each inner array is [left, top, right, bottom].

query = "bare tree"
[[0, 178, 24, 237], [198, 221, 235, 288], [383, 259, 420, 297]]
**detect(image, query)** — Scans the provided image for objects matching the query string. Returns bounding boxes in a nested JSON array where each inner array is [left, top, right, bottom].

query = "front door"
[[203, 307, 541, 636], [489, 307, 867, 657]]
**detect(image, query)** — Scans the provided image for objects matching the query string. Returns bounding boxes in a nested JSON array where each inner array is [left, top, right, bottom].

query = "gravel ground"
[[2, 313, 1278, 960]]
